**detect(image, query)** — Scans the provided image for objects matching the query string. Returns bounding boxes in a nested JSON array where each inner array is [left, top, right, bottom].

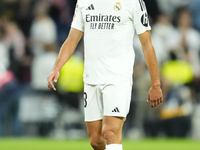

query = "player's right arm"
[[47, 28, 83, 91]]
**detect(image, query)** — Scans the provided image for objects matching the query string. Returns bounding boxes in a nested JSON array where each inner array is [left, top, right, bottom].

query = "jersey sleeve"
[[71, 0, 84, 32], [132, 0, 151, 34]]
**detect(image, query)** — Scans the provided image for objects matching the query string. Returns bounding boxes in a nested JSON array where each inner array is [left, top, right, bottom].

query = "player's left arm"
[[138, 30, 163, 108]]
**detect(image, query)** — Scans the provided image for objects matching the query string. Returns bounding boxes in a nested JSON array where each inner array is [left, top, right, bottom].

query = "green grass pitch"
[[0, 138, 199, 150]]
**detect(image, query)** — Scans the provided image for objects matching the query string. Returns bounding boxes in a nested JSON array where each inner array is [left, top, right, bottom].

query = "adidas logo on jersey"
[[86, 4, 95, 10], [112, 107, 120, 113]]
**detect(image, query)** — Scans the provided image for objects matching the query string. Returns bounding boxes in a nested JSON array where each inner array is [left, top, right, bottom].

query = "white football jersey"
[[71, 0, 151, 84]]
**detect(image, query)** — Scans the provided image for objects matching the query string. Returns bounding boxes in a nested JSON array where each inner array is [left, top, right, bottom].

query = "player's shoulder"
[[122, 0, 144, 10], [131, 0, 147, 11], [131, 0, 143, 7]]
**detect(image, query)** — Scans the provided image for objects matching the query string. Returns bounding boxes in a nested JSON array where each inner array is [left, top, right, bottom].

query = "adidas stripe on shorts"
[[83, 80, 132, 122]]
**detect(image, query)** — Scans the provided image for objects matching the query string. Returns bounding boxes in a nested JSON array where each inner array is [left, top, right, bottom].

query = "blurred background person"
[[3, 20, 26, 82], [30, 1, 57, 56], [173, 7, 200, 78], [30, 1, 58, 90], [0, 22, 21, 137]]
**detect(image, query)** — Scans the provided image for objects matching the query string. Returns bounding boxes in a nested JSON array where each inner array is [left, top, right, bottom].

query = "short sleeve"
[[132, 0, 151, 34], [71, 0, 84, 32]]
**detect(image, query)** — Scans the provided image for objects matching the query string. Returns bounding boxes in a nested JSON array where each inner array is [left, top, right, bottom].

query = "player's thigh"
[[102, 116, 125, 134], [86, 120, 103, 138], [102, 116, 125, 143]]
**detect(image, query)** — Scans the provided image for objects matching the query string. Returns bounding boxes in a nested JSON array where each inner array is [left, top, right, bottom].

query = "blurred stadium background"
[[0, 0, 200, 149]]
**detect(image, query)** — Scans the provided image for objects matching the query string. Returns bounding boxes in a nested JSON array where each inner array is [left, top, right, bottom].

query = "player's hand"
[[147, 86, 163, 108], [47, 71, 60, 91]]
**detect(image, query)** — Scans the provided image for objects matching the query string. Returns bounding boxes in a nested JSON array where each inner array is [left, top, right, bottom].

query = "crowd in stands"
[[0, 0, 199, 139]]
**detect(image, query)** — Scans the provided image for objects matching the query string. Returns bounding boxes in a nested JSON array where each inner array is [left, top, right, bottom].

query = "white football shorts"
[[83, 80, 132, 122]]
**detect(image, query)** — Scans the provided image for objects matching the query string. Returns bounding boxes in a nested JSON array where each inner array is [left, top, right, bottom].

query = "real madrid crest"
[[114, 2, 122, 11]]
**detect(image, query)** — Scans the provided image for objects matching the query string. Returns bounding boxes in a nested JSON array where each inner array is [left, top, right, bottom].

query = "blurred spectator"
[[30, 1, 58, 87], [30, 1, 57, 56], [4, 21, 25, 61], [3, 20, 26, 81], [152, 13, 178, 51], [30, 1, 58, 90], [174, 7, 200, 77], [151, 13, 178, 68], [0, 23, 21, 137]]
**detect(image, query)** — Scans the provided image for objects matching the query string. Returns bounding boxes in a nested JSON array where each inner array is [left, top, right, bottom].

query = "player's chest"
[[80, 0, 133, 26]]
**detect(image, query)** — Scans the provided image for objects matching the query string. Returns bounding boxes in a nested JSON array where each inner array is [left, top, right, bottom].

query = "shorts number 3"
[[84, 92, 87, 108]]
